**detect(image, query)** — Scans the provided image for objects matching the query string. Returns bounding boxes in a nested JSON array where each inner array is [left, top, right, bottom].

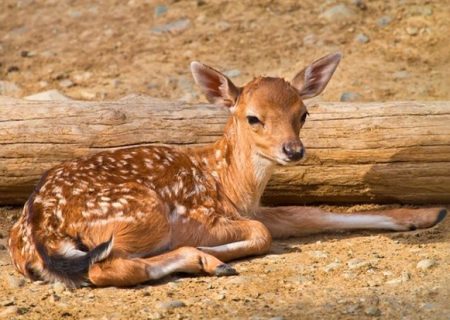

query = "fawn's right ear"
[[190, 62, 240, 108]]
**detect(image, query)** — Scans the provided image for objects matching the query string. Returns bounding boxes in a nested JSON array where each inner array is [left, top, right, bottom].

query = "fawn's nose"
[[282, 140, 304, 161]]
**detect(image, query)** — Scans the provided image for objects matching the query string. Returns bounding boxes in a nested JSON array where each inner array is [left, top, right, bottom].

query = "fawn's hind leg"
[[252, 206, 447, 239], [88, 246, 236, 287]]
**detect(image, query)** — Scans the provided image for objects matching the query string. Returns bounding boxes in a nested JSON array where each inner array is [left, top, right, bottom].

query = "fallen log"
[[0, 96, 449, 205]]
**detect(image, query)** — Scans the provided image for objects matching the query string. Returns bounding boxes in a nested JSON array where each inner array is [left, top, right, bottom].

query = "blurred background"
[[1, 0, 449, 103]]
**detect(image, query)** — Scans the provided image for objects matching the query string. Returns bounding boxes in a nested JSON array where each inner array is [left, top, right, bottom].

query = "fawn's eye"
[[247, 116, 262, 125], [300, 111, 309, 123]]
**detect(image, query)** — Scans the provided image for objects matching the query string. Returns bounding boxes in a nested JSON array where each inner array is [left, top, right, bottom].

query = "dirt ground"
[[0, 0, 449, 319]]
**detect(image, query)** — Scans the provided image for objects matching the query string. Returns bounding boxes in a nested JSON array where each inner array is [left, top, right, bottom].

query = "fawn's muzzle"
[[282, 140, 304, 161]]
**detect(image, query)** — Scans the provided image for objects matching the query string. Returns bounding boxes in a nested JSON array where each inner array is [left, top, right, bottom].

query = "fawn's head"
[[191, 53, 341, 165]]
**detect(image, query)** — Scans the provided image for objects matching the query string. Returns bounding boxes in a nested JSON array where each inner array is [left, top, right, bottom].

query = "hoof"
[[435, 208, 447, 226], [214, 264, 238, 277]]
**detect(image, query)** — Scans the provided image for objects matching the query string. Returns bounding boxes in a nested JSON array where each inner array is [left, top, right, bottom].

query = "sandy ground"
[[0, 0, 449, 319]]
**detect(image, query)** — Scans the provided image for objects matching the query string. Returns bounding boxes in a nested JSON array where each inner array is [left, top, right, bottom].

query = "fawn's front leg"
[[252, 206, 447, 239], [197, 219, 272, 262]]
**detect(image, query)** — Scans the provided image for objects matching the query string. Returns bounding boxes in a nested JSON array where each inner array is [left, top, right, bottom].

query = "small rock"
[[352, 0, 367, 10], [157, 300, 186, 310], [216, 21, 231, 32], [309, 250, 328, 259], [303, 34, 317, 46], [7, 275, 25, 288], [0, 81, 23, 97], [340, 92, 362, 102], [324, 262, 341, 272], [385, 271, 410, 285], [0, 257, 10, 266], [152, 19, 191, 34], [68, 10, 82, 18], [347, 258, 369, 269], [80, 90, 97, 100], [377, 16, 392, 27], [406, 27, 419, 36], [320, 4, 356, 22], [365, 306, 381, 317], [269, 317, 285, 320], [223, 69, 241, 78], [0, 306, 18, 317], [154, 5, 168, 17], [73, 71, 92, 83], [20, 50, 36, 57], [1, 299, 15, 306], [216, 293, 226, 300], [148, 312, 163, 320], [49, 293, 61, 303], [416, 259, 435, 270], [87, 292, 95, 299], [355, 33, 370, 43], [25, 90, 71, 101], [408, 5, 433, 17], [52, 281, 66, 295], [7, 65, 20, 73], [58, 79, 74, 88], [393, 70, 410, 79]]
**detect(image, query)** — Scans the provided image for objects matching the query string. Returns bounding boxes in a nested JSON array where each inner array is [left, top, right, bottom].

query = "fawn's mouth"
[[257, 152, 303, 166]]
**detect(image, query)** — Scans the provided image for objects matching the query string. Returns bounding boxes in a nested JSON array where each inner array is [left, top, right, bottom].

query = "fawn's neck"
[[192, 117, 275, 215]]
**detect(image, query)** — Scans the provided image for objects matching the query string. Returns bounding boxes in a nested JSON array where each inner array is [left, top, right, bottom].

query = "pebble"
[[324, 262, 341, 272], [0, 306, 18, 317], [406, 27, 419, 36], [385, 271, 410, 285], [216, 21, 231, 32], [309, 250, 328, 259], [347, 258, 370, 269], [58, 79, 74, 88], [152, 19, 191, 34], [0, 257, 10, 266], [352, 0, 367, 10], [416, 259, 435, 270], [7, 275, 25, 288], [53, 281, 66, 295], [377, 16, 392, 27], [25, 90, 71, 101], [355, 33, 370, 44], [320, 4, 356, 22], [303, 34, 317, 46], [0, 81, 23, 97], [340, 91, 361, 102], [157, 300, 186, 310], [1, 299, 15, 306], [407, 5, 433, 17], [154, 5, 168, 17], [393, 70, 410, 79], [80, 90, 97, 100], [365, 306, 381, 316]]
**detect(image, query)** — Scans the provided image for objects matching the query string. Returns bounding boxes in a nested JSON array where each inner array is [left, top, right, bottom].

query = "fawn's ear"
[[191, 61, 240, 108], [291, 52, 342, 99]]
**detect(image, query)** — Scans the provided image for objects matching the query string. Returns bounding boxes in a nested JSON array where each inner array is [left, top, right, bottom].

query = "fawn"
[[8, 53, 447, 287]]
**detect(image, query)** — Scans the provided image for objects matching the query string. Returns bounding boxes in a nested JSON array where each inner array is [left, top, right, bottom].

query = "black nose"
[[282, 141, 304, 161]]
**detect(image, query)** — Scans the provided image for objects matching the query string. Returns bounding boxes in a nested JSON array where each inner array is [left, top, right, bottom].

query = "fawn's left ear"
[[191, 61, 240, 108], [291, 52, 342, 99]]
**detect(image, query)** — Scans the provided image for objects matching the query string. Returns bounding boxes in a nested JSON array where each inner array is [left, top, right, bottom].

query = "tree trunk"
[[1, 96, 449, 205]]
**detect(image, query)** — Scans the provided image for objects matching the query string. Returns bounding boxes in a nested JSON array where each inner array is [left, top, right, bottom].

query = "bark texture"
[[1, 96, 449, 205]]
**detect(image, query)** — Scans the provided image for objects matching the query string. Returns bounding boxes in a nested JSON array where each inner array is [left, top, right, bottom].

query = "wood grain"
[[1, 96, 449, 205]]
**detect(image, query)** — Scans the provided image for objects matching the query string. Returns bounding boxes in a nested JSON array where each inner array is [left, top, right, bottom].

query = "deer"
[[8, 53, 447, 287]]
